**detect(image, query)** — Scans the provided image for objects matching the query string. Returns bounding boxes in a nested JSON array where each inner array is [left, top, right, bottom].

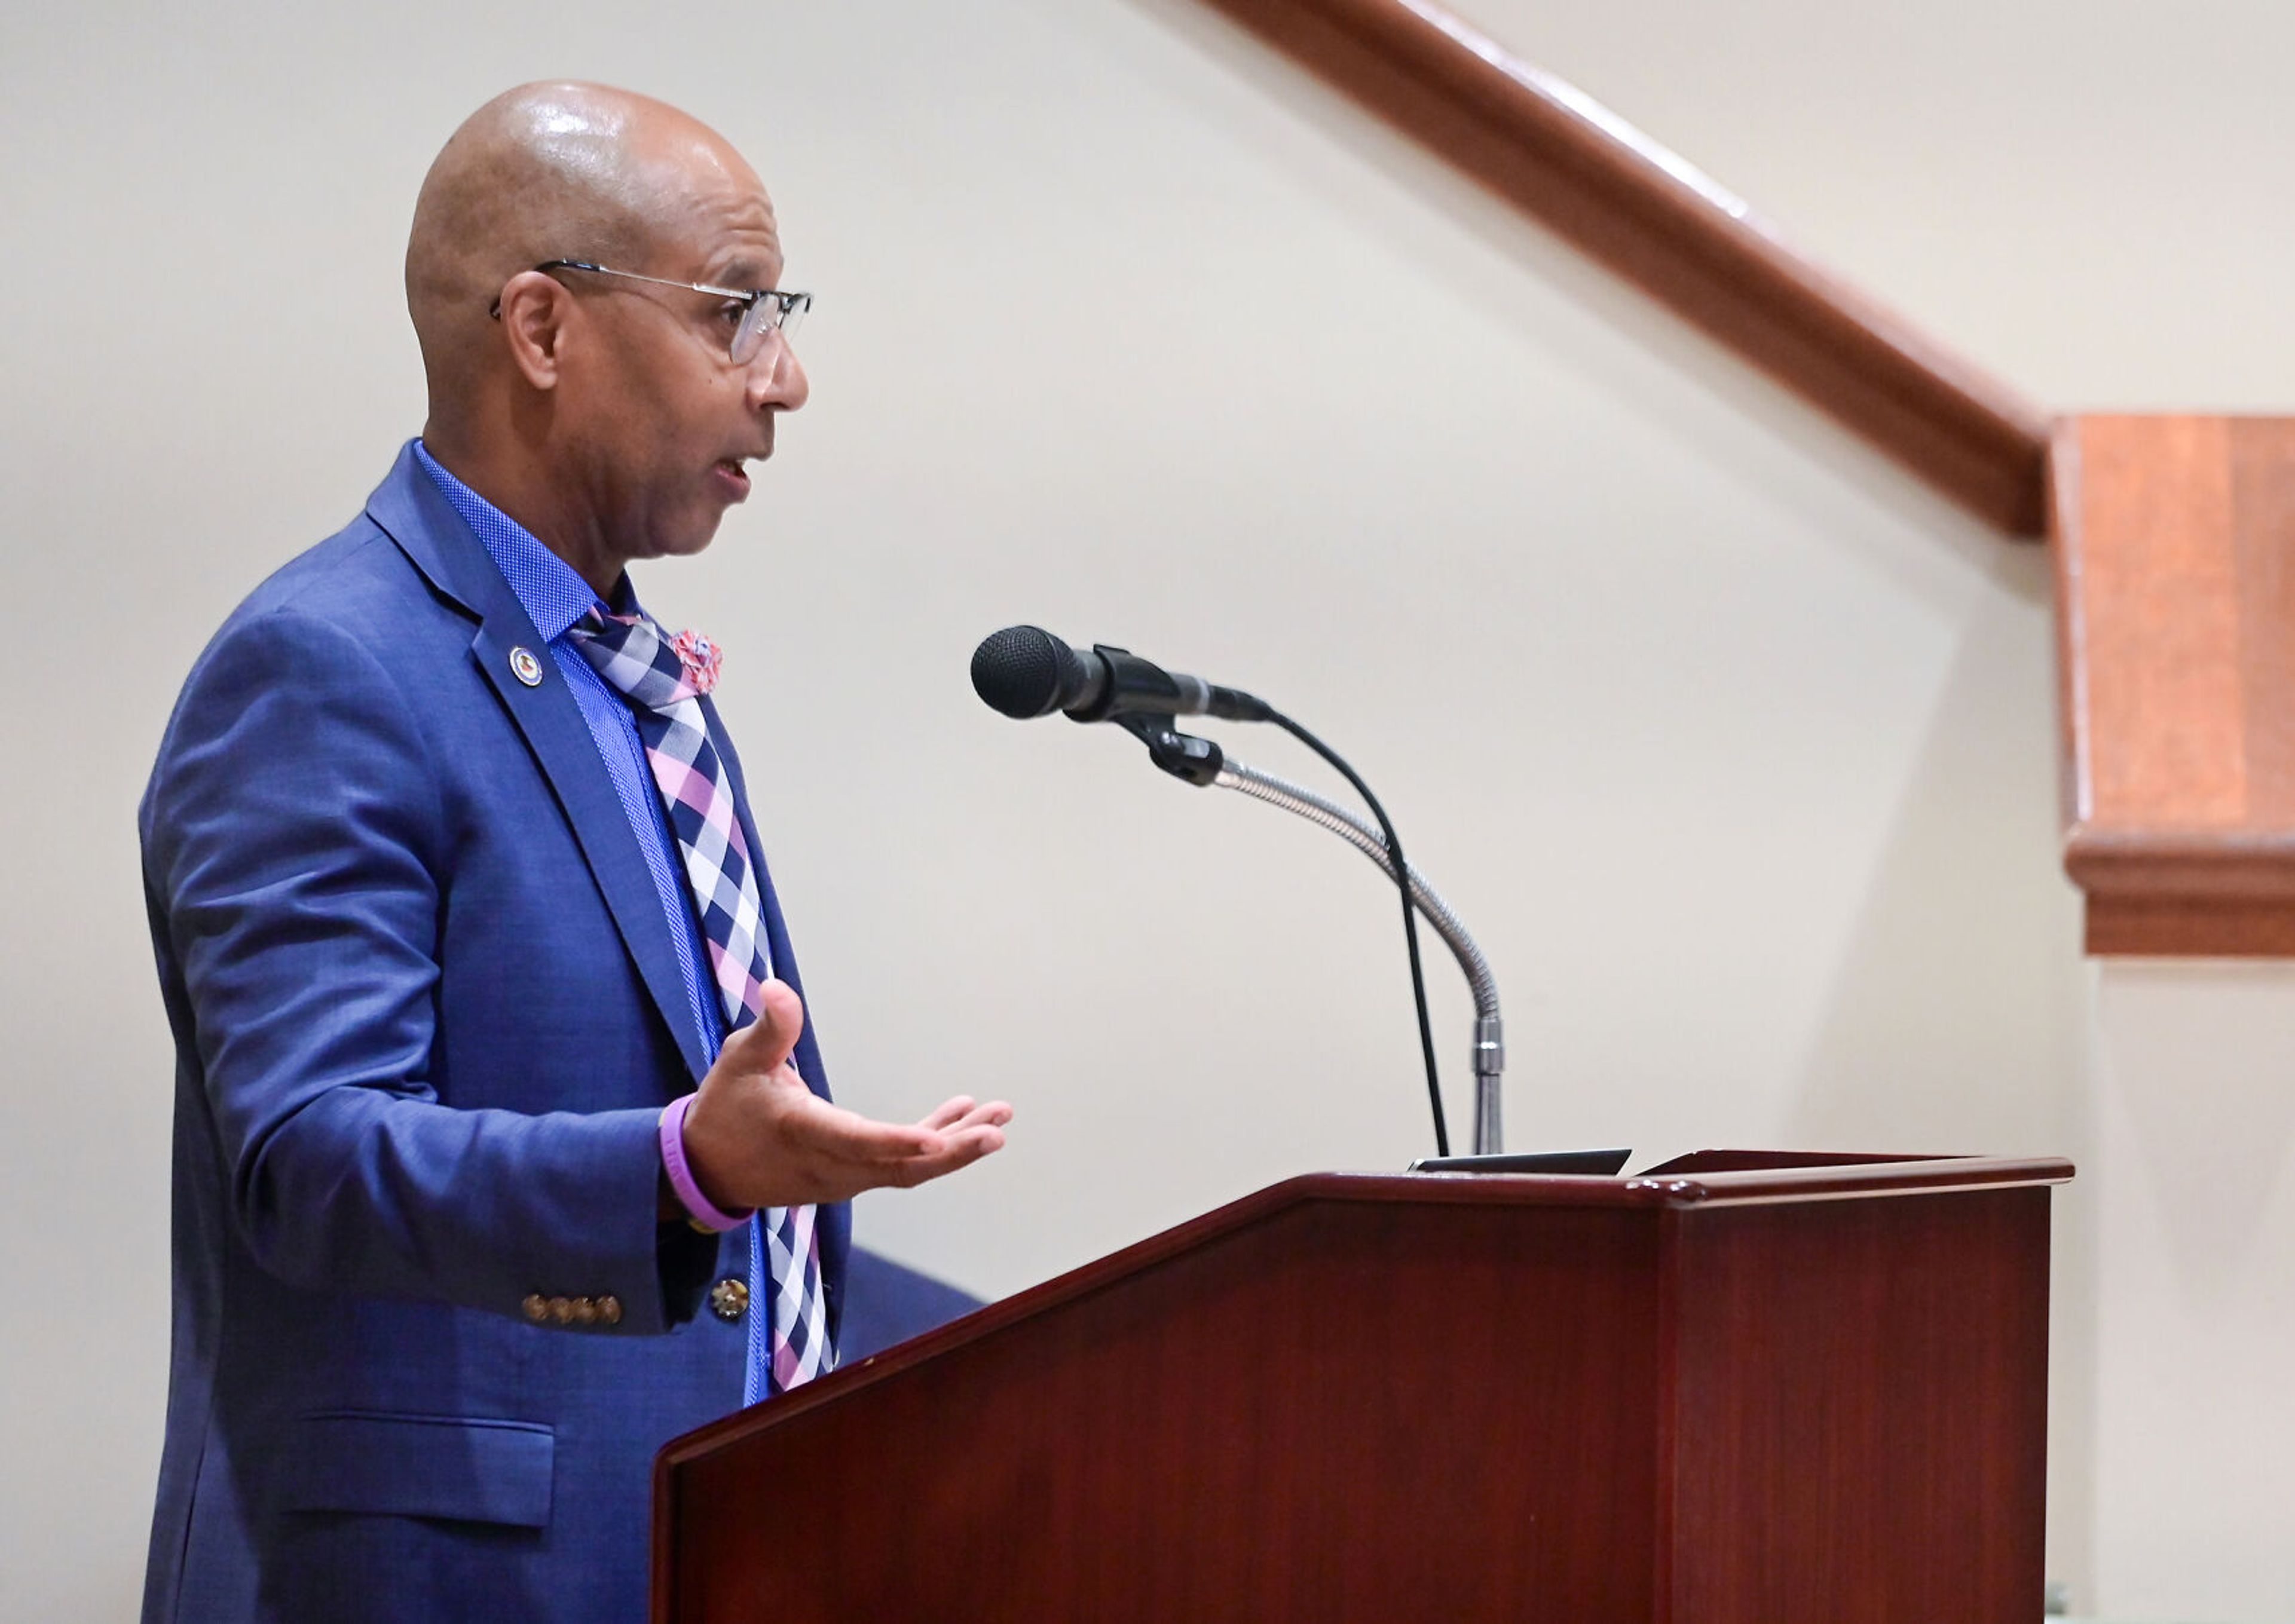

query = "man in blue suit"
[[137, 83, 1011, 1622]]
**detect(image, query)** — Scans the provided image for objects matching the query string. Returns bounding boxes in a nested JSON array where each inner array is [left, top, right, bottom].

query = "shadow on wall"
[[1785, 540, 2080, 1151]]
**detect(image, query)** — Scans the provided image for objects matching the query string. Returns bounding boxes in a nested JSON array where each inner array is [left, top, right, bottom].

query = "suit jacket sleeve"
[[143, 603, 712, 1334]]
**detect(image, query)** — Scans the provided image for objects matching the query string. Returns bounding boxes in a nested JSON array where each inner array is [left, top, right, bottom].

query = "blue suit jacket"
[[138, 444, 849, 1623]]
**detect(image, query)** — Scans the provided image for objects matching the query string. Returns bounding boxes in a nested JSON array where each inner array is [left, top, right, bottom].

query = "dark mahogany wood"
[[654, 1155, 2068, 1623], [2051, 415, 2295, 954], [1171, 0, 2052, 536]]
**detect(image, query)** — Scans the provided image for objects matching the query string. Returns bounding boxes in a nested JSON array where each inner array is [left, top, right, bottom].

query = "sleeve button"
[[522, 1294, 549, 1323], [597, 1295, 623, 1326]]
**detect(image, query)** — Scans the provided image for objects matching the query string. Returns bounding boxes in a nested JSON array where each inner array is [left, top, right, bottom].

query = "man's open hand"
[[678, 980, 1011, 1212]]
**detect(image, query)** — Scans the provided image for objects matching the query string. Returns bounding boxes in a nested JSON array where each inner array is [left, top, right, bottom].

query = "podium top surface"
[[1327, 1151, 2072, 1209]]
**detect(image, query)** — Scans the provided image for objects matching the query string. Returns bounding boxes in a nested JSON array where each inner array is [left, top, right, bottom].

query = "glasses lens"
[[730, 295, 810, 365], [731, 301, 768, 365]]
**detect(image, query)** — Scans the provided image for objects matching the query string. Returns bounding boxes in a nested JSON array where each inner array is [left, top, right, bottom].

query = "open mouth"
[[713, 459, 752, 500]]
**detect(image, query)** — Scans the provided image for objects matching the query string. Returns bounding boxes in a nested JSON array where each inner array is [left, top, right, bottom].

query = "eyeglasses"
[[489, 259, 811, 366]]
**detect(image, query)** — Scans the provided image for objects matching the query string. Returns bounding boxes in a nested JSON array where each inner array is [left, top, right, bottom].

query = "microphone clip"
[[1116, 713, 1225, 788]]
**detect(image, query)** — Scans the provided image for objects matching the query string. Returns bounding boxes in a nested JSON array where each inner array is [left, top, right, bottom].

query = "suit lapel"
[[469, 623, 713, 1086], [366, 443, 713, 1087]]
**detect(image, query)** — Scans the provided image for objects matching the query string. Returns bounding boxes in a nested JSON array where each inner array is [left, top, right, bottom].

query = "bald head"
[[406, 82, 769, 421], [401, 82, 805, 597]]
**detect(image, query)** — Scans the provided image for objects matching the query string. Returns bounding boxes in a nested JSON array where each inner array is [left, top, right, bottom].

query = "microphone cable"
[[1259, 706, 1449, 1159]]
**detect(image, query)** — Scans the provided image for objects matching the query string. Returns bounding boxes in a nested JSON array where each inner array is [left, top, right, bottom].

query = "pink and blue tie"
[[571, 609, 833, 1396]]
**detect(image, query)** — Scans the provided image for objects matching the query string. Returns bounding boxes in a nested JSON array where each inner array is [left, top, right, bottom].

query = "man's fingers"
[[787, 1101, 944, 1166], [785, 1095, 1008, 1172], [918, 1096, 977, 1132], [792, 1096, 1010, 1163], [883, 1123, 1008, 1188], [918, 1096, 1011, 1133]]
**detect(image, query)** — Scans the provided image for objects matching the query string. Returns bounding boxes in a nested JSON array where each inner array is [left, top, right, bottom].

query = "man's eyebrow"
[[710, 257, 776, 290]]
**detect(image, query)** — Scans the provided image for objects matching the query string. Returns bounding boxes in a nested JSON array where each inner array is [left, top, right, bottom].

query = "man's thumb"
[[729, 979, 805, 1072]]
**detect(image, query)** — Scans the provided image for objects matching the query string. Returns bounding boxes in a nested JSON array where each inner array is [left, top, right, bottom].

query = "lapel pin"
[[509, 646, 544, 688]]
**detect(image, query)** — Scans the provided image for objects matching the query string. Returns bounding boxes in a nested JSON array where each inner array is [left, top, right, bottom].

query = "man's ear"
[[495, 271, 570, 391]]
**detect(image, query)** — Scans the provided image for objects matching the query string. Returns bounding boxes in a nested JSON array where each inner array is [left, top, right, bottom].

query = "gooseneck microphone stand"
[[1220, 760, 1507, 1156], [1125, 717, 1507, 1156]]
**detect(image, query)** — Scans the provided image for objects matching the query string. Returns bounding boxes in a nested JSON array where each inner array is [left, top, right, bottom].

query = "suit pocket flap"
[[279, 1411, 553, 1528]]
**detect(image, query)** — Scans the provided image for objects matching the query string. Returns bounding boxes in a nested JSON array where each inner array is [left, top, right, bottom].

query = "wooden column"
[[2051, 415, 2295, 954]]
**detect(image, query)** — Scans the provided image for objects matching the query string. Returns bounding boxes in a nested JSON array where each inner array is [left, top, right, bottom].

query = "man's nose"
[[749, 335, 808, 412]]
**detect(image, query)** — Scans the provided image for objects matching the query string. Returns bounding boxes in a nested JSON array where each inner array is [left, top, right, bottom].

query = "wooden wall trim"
[[1183, 0, 2054, 535]]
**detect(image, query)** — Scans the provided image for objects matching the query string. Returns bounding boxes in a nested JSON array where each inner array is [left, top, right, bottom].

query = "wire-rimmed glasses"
[[489, 259, 811, 366]]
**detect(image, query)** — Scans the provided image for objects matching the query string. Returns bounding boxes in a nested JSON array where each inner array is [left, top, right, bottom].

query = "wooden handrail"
[[1180, 0, 2295, 952], [1184, 0, 2054, 536]]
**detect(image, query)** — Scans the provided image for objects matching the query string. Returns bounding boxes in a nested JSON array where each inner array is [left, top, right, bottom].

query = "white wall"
[[2091, 966, 2295, 1622], [4, 1, 2288, 1619]]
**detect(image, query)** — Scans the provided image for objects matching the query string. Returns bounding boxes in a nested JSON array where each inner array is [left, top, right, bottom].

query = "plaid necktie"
[[570, 608, 833, 1396]]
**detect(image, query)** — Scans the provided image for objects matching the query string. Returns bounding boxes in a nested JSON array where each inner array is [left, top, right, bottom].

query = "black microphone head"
[[971, 624, 1079, 719]]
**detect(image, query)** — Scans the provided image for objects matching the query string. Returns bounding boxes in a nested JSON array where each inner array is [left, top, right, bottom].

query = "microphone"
[[970, 625, 1271, 724], [972, 620, 1457, 1157]]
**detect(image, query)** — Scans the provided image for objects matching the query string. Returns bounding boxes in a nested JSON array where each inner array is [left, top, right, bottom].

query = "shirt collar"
[[413, 440, 635, 639]]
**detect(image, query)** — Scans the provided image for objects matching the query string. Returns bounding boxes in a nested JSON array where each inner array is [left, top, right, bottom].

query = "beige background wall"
[[2091, 966, 2295, 1620], [1, 1, 2287, 1619]]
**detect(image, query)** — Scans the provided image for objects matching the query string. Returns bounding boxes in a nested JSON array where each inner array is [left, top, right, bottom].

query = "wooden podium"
[[651, 1152, 2070, 1622]]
